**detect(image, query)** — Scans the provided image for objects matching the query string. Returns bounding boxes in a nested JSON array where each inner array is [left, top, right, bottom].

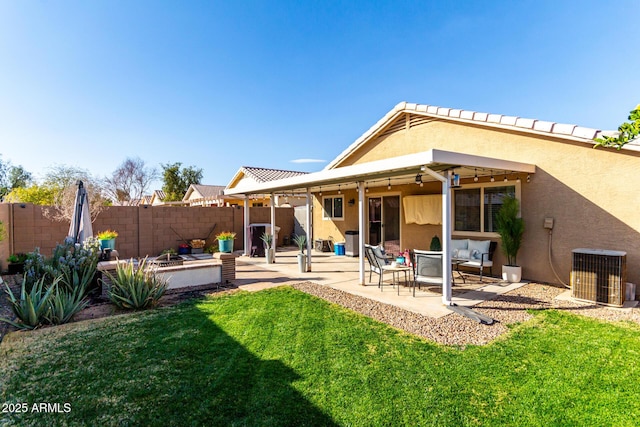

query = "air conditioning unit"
[[571, 248, 627, 307]]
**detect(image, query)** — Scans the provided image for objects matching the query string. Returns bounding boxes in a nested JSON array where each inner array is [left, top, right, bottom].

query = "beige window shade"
[[403, 195, 442, 225]]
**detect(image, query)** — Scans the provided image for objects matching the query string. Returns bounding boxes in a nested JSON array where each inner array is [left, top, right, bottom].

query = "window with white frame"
[[322, 196, 344, 220], [454, 184, 517, 233]]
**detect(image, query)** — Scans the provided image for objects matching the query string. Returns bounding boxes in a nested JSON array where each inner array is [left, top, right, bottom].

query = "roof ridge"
[[325, 101, 616, 170]]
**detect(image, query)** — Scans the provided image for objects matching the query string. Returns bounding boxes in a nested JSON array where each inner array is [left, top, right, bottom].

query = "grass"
[[1, 286, 640, 426]]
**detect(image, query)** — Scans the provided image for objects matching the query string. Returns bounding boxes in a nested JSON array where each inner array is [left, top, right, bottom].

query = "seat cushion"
[[461, 259, 493, 268], [451, 239, 469, 258], [468, 240, 491, 260]]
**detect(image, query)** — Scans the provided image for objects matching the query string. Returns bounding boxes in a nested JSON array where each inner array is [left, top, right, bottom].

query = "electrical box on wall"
[[544, 218, 554, 229]]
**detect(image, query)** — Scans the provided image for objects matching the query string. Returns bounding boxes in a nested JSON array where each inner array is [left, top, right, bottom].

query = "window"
[[322, 196, 344, 220], [454, 184, 517, 234]]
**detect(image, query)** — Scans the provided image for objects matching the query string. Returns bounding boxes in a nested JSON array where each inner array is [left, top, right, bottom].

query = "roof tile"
[[515, 118, 536, 129], [426, 105, 439, 114], [449, 109, 462, 118], [500, 116, 518, 126], [487, 114, 502, 123], [572, 126, 599, 139], [553, 123, 577, 135], [473, 112, 488, 122], [460, 110, 475, 120], [533, 120, 555, 133]]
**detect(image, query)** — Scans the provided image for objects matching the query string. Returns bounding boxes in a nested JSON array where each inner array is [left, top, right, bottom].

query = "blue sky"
[[1, 1, 638, 190]]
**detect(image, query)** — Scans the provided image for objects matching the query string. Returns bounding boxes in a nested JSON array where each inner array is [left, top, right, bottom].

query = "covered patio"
[[225, 148, 536, 306], [234, 247, 527, 318]]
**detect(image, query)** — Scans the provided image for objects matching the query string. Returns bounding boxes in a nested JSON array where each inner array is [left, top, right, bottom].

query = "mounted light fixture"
[[338, 185, 341, 194], [415, 174, 422, 185], [387, 178, 391, 190], [490, 170, 495, 182], [474, 168, 479, 182], [452, 173, 461, 188], [516, 175, 521, 183], [365, 185, 369, 193], [527, 174, 531, 183], [319, 186, 322, 196], [504, 171, 508, 182], [348, 198, 355, 206]]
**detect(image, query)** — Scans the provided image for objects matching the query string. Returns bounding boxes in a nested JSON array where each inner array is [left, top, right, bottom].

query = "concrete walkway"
[[233, 248, 526, 318]]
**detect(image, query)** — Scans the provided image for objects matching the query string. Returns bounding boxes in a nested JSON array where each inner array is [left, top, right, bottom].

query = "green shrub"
[[45, 285, 90, 325], [1, 276, 57, 329], [105, 257, 168, 310]]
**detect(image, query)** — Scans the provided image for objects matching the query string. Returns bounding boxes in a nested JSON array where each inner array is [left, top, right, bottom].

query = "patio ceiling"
[[224, 149, 536, 196]]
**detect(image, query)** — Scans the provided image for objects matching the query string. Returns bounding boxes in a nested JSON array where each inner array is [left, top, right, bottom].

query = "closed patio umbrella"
[[68, 180, 93, 244]]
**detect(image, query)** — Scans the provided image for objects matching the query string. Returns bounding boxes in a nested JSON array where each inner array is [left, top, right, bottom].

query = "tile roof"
[[240, 166, 308, 183], [327, 101, 622, 169], [190, 184, 226, 198], [153, 190, 166, 200]]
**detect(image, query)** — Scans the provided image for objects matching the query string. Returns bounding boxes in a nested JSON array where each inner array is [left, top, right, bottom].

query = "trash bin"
[[334, 242, 345, 256], [345, 230, 359, 257]]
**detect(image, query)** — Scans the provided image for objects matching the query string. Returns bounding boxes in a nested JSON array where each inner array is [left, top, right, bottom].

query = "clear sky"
[[1, 1, 638, 190]]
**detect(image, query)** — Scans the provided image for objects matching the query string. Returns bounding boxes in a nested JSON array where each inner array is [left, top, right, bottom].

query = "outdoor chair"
[[364, 244, 391, 286], [412, 249, 443, 290]]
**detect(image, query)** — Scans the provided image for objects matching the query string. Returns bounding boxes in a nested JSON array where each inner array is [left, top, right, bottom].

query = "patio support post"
[[442, 170, 453, 305], [358, 181, 365, 285], [306, 188, 312, 271], [270, 194, 276, 260], [243, 195, 250, 256]]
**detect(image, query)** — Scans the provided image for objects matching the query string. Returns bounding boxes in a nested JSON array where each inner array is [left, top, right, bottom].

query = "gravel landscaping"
[[292, 281, 640, 346], [3, 270, 638, 348]]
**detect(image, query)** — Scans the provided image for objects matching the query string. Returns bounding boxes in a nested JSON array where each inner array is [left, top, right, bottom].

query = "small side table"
[[381, 265, 413, 295]]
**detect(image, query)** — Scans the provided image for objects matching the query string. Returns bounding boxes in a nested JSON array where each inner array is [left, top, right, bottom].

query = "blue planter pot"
[[100, 239, 116, 250], [218, 239, 234, 253]]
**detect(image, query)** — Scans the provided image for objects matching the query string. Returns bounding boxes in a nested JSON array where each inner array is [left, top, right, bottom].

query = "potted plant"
[[495, 196, 524, 282], [7, 253, 27, 275], [292, 234, 307, 273], [97, 230, 118, 250], [190, 239, 206, 254], [216, 231, 236, 253], [260, 232, 274, 264]]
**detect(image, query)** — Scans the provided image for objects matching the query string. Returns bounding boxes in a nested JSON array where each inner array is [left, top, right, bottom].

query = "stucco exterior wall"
[[331, 116, 640, 287]]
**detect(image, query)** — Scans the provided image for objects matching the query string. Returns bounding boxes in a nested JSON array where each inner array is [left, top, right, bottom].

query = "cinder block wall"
[[0, 204, 294, 270]]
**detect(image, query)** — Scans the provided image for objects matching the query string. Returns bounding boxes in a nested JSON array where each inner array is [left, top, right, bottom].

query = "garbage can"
[[345, 230, 359, 257], [334, 242, 345, 256]]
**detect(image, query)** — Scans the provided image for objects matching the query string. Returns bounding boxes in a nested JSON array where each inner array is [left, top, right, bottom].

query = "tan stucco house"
[[225, 102, 640, 304]]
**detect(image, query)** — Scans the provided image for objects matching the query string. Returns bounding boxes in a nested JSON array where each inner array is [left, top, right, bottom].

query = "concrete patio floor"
[[233, 247, 526, 318]]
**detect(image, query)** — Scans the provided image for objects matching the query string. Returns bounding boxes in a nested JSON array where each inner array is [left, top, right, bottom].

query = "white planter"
[[297, 253, 306, 273], [502, 265, 522, 283], [265, 248, 275, 264]]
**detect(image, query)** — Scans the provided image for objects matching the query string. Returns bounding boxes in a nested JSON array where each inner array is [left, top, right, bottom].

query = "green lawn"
[[1, 286, 639, 426]]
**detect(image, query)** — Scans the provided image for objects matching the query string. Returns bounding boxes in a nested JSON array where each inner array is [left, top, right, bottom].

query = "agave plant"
[[105, 257, 168, 310], [45, 285, 90, 325], [292, 234, 307, 253], [0, 276, 57, 330]]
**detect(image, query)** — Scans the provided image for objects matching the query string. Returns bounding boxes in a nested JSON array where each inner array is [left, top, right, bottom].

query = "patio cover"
[[225, 149, 536, 305]]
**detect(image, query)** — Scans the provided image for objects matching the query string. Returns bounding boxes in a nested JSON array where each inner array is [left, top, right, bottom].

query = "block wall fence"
[[0, 203, 294, 272]]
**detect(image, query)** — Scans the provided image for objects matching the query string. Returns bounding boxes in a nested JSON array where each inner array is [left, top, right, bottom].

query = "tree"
[[0, 156, 32, 199], [4, 184, 57, 205], [8, 165, 32, 189], [594, 104, 640, 149], [42, 165, 108, 223], [104, 157, 158, 205], [161, 162, 203, 202]]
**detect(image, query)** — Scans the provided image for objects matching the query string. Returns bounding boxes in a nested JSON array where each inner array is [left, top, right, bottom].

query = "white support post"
[[270, 194, 276, 261], [358, 181, 365, 285], [243, 195, 250, 256], [442, 170, 453, 306], [306, 188, 312, 271]]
